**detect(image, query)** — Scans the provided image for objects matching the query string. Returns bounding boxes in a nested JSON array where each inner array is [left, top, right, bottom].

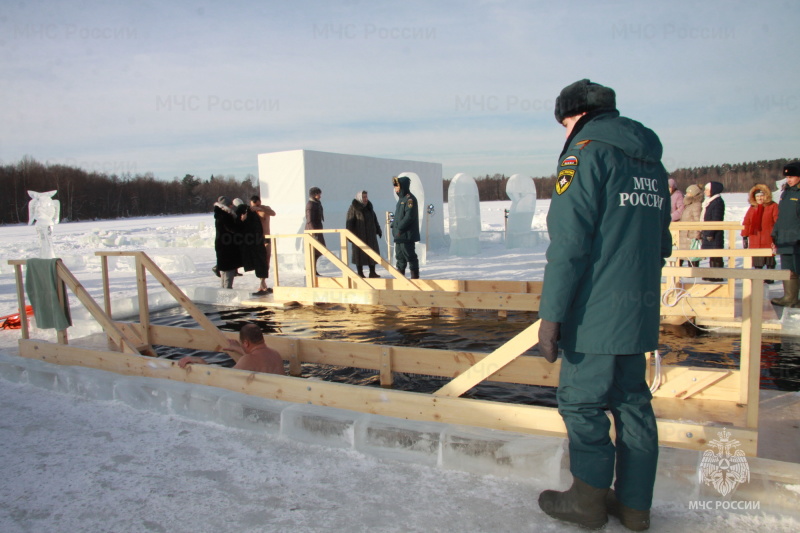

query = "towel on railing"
[[25, 258, 72, 331]]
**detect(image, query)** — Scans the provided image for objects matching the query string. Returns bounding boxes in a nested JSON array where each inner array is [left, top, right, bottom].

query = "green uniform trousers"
[[394, 241, 418, 272], [558, 350, 659, 511]]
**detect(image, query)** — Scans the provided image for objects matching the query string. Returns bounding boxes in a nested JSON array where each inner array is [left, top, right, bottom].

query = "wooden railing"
[[6, 252, 778, 454]]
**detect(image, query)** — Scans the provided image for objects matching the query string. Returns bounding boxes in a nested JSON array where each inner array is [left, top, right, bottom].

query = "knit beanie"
[[554, 79, 617, 124]]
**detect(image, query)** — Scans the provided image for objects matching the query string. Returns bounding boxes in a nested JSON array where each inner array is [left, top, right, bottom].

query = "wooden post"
[[135, 254, 150, 348], [287, 340, 301, 376], [385, 211, 393, 264], [340, 231, 348, 276], [739, 275, 763, 428], [304, 234, 316, 288], [55, 261, 68, 345], [270, 237, 280, 288], [13, 264, 29, 340], [100, 255, 116, 350], [380, 347, 393, 388]]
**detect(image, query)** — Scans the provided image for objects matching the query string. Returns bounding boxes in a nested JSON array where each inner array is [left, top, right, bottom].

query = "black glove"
[[537, 319, 561, 363]]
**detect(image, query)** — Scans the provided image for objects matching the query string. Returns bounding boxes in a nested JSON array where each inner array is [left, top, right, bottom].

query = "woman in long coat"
[[235, 203, 269, 294], [213, 196, 242, 288], [678, 184, 703, 267], [700, 181, 725, 280], [346, 190, 383, 277], [741, 183, 779, 276]]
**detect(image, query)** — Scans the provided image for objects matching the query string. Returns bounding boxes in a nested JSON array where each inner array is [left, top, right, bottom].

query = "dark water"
[[149, 304, 800, 407]]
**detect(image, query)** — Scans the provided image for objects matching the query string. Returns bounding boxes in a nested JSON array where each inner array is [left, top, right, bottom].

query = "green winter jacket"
[[539, 110, 672, 354], [771, 182, 800, 254], [392, 176, 420, 243]]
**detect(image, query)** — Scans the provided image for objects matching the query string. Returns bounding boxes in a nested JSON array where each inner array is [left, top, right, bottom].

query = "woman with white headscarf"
[[346, 190, 383, 277]]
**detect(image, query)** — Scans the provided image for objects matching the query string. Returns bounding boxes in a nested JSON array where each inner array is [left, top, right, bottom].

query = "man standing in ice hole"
[[391, 176, 420, 279], [178, 324, 285, 375], [536, 79, 672, 531]]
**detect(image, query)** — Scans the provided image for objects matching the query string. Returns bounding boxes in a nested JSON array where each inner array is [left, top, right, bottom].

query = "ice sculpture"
[[505, 174, 537, 249], [27, 190, 61, 258], [448, 173, 480, 256]]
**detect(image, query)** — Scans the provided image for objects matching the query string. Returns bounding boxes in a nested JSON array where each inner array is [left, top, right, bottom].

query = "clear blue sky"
[[1, 0, 798, 181]]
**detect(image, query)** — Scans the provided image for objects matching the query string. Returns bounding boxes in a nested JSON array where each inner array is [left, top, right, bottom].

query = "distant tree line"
[[0, 157, 258, 224], [3, 156, 796, 223], [442, 158, 798, 202]]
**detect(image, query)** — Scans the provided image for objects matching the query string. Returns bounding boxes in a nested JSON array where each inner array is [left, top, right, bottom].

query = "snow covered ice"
[[1, 196, 799, 531]]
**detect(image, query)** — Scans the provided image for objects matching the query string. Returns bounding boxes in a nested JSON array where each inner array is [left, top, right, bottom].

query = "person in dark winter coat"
[[537, 79, 670, 531], [305, 187, 326, 274], [346, 190, 383, 278], [700, 181, 725, 280], [771, 162, 800, 307], [213, 196, 243, 289], [391, 176, 420, 279], [234, 203, 269, 295], [741, 183, 778, 279]]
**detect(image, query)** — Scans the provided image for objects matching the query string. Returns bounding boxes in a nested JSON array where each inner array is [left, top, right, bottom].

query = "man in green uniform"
[[391, 176, 420, 279], [770, 162, 800, 307], [536, 79, 672, 531]]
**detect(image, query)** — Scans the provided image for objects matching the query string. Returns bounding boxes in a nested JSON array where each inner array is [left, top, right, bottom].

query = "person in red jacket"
[[742, 183, 779, 282]]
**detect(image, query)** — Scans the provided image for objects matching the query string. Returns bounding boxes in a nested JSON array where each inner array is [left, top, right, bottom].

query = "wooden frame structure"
[[7, 244, 784, 456], [269, 227, 777, 330]]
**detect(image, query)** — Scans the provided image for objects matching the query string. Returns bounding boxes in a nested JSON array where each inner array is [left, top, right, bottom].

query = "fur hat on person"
[[217, 196, 230, 206], [685, 184, 702, 198], [784, 161, 800, 178], [748, 183, 774, 205], [554, 79, 616, 124], [232, 198, 244, 207]]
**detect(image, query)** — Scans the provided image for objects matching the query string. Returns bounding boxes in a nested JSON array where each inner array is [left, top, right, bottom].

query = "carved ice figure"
[[27, 190, 61, 258], [448, 173, 481, 256], [505, 174, 537, 249]]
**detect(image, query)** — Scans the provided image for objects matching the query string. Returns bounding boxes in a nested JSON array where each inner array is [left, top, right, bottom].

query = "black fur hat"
[[783, 161, 800, 178], [554, 79, 616, 124]]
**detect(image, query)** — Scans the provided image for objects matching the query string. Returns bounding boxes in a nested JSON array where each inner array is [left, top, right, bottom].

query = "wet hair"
[[250, 195, 261, 203], [239, 323, 265, 345], [309, 187, 321, 197]]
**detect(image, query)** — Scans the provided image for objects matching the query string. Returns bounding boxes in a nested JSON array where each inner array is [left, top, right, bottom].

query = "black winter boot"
[[538, 477, 608, 530], [772, 278, 800, 307], [606, 490, 650, 531], [357, 265, 365, 278], [410, 269, 419, 279], [368, 265, 380, 278]]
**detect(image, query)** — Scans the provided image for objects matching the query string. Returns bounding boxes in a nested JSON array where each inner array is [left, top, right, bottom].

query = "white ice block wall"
[[257, 149, 445, 269]]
